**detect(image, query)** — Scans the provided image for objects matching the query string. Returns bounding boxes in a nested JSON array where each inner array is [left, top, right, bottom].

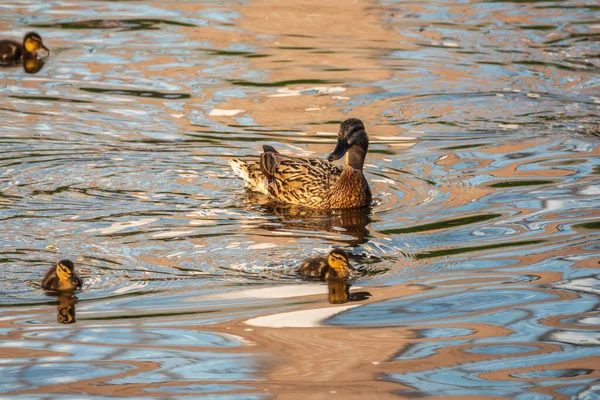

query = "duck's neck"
[[345, 146, 366, 171]]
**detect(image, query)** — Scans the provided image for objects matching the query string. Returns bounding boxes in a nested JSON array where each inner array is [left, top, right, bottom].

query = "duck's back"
[[0, 39, 22, 62], [41, 267, 59, 290], [298, 256, 329, 279], [260, 151, 342, 208]]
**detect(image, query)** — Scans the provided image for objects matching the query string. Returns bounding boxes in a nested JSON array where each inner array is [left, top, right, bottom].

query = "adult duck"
[[229, 118, 371, 209]]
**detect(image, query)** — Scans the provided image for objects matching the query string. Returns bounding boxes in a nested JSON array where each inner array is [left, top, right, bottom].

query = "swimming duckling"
[[229, 118, 371, 209], [299, 249, 355, 280], [0, 32, 49, 63], [41, 260, 82, 291]]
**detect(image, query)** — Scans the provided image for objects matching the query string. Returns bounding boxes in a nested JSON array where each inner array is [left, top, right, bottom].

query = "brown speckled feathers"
[[0, 40, 21, 62], [41, 260, 82, 291], [229, 118, 371, 209]]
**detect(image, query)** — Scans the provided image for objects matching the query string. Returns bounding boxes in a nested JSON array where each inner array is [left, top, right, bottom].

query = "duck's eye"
[[58, 265, 71, 276], [330, 253, 348, 265]]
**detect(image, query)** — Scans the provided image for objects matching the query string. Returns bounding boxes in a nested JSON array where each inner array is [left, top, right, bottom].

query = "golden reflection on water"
[[1, 0, 600, 398], [56, 292, 77, 324]]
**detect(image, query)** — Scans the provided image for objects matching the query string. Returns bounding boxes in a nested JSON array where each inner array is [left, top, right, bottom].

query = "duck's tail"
[[228, 158, 269, 194]]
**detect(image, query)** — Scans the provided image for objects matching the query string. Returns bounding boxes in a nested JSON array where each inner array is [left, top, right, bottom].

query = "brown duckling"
[[0, 32, 49, 63], [299, 249, 356, 280], [41, 260, 82, 291]]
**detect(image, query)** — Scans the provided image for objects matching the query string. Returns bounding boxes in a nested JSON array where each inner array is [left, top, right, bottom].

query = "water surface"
[[1, 0, 599, 398]]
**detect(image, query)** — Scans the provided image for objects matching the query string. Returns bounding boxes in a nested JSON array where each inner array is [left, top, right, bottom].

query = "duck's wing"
[[41, 268, 58, 290], [260, 150, 343, 207], [229, 158, 269, 194], [229, 146, 284, 195], [0, 40, 21, 62], [72, 273, 83, 289], [298, 257, 328, 278]]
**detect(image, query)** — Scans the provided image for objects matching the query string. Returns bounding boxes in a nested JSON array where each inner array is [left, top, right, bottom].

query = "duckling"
[[0, 32, 49, 63], [229, 118, 371, 209], [41, 260, 82, 291], [299, 249, 355, 281]]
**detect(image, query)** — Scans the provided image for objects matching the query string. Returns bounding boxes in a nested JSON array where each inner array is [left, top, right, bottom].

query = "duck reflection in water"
[[23, 54, 45, 74], [56, 292, 77, 324], [246, 195, 373, 246], [42, 260, 82, 324], [0, 54, 46, 74], [299, 249, 371, 304], [327, 280, 371, 304]]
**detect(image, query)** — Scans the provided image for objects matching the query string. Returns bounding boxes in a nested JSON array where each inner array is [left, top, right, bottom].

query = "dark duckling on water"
[[299, 249, 356, 281], [229, 118, 371, 209], [41, 260, 82, 291], [0, 32, 49, 63]]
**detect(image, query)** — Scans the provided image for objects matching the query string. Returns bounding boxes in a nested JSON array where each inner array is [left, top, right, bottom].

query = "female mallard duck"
[[299, 249, 356, 281], [41, 260, 82, 291], [0, 32, 49, 63], [229, 118, 371, 209]]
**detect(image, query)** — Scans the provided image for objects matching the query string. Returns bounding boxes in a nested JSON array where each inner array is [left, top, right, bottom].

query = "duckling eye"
[[330, 254, 347, 264], [58, 265, 71, 275]]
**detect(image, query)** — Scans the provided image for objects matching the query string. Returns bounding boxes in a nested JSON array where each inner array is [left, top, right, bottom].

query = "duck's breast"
[[327, 166, 371, 209]]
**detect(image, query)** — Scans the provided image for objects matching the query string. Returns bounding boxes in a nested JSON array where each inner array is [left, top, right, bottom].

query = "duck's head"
[[327, 249, 355, 279], [23, 32, 49, 54], [56, 260, 79, 286], [327, 118, 369, 170]]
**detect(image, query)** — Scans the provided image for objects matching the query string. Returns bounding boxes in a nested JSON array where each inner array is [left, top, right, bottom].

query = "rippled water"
[[1, 0, 599, 398]]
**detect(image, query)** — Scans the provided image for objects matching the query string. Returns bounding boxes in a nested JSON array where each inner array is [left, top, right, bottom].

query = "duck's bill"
[[69, 275, 79, 285], [327, 140, 349, 161], [40, 44, 50, 55]]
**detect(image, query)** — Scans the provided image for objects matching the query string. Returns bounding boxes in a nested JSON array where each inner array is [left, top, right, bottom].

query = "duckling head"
[[23, 32, 49, 54], [327, 249, 355, 279], [327, 118, 369, 169], [56, 259, 78, 286]]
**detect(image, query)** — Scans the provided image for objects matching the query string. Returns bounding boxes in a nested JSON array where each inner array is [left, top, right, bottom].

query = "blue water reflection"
[[1, 0, 599, 397]]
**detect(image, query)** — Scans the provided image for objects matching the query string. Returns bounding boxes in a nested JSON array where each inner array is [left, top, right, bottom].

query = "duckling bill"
[[0, 32, 49, 63], [41, 260, 82, 291], [298, 249, 355, 281]]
